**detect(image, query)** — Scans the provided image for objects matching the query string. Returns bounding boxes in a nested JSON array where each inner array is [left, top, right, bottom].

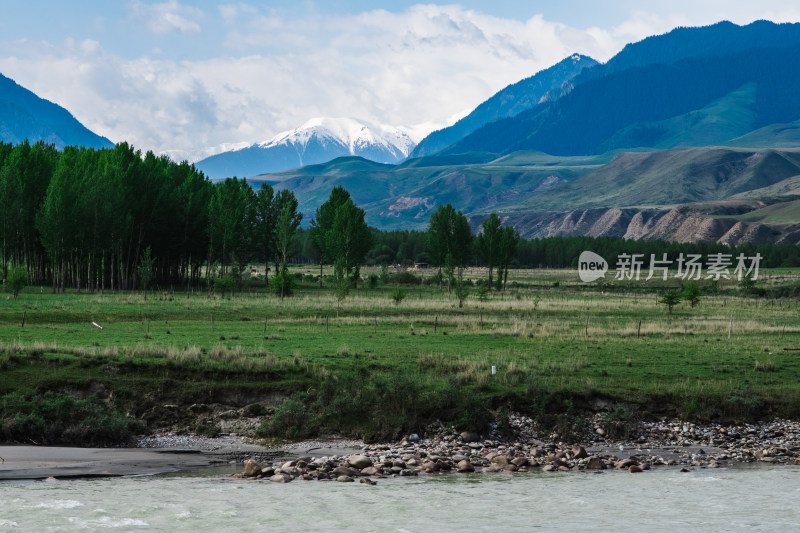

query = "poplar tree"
[[309, 186, 350, 287], [476, 213, 501, 292]]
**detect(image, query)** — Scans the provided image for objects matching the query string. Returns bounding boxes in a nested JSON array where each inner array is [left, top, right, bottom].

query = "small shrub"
[[6, 265, 27, 299], [270, 268, 296, 298], [476, 284, 489, 301], [215, 275, 237, 298], [659, 289, 682, 314], [256, 395, 316, 440], [391, 286, 406, 305], [367, 274, 379, 289]]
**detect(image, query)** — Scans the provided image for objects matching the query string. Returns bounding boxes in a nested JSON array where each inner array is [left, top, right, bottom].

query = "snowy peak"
[[262, 117, 415, 163], [194, 117, 416, 179]]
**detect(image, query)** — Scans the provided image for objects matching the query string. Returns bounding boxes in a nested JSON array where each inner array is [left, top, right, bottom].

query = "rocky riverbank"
[[227, 415, 800, 483]]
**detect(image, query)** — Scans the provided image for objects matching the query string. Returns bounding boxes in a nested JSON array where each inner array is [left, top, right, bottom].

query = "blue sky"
[[2, 1, 799, 161]]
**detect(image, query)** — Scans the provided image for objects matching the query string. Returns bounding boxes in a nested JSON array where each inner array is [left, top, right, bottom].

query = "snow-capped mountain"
[[195, 117, 416, 179]]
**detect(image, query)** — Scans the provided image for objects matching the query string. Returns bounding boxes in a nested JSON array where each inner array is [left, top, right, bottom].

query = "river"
[[2, 465, 798, 531]]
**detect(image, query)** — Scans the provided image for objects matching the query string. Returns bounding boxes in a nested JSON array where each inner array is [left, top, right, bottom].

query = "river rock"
[[244, 459, 261, 477], [332, 466, 360, 477], [572, 446, 588, 459], [348, 454, 373, 469], [337, 475, 355, 482], [586, 456, 606, 470], [361, 466, 380, 476], [628, 465, 643, 473], [511, 457, 528, 467], [460, 431, 480, 443], [457, 460, 475, 472], [615, 458, 638, 469], [269, 473, 291, 483]]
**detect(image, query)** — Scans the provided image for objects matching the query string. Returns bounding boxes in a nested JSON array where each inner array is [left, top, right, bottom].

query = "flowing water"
[[1, 465, 799, 532]]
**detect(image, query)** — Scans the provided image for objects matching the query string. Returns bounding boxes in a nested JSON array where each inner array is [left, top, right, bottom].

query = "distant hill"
[[246, 21, 800, 245], [0, 73, 113, 149], [444, 21, 800, 156], [195, 117, 415, 180], [410, 54, 597, 158]]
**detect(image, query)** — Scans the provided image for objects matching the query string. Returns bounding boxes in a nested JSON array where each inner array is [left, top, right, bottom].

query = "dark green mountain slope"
[[0, 73, 113, 149], [410, 54, 597, 157], [446, 43, 800, 156]]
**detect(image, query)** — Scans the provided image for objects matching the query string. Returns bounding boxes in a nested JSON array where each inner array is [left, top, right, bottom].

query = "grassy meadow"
[[2, 265, 800, 443]]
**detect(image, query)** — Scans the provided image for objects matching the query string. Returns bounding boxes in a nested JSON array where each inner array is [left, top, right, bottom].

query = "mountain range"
[[4, 19, 800, 245], [0, 73, 113, 150], [250, 20, 800, 244], [410, 53, 598, 158], [194, 118, 415, 179]]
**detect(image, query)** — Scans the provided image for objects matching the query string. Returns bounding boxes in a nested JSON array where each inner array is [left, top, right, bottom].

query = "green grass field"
[[2, 265, 800, 443]]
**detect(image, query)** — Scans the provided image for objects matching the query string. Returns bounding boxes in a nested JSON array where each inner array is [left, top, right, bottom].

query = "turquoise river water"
[[1, 465, 799, 531]]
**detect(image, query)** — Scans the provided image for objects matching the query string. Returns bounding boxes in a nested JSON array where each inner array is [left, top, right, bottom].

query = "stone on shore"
[[457, 459, 475, 472], [332, 466, 360, 477], [572, 446, 588, 459], [348, 454, 373, 469], [460, 431, 480, 443], [586, 456, 606, 470], [244, 459, 261, 477]]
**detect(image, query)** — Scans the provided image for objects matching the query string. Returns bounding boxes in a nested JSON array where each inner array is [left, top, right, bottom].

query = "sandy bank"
[[0, 435, 364, 481]]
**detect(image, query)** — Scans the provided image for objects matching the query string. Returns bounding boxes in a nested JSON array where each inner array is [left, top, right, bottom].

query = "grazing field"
[[2, 266, 800, 444]]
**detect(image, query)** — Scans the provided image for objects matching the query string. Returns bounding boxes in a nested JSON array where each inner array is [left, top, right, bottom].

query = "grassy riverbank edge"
[[2, 266, 800, 446]]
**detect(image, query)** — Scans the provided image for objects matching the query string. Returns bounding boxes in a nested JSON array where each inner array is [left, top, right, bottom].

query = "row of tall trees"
[[0, 141, 306, 293], [0, 141, 212, 291], [426, 205, 520, 294], [2, 140, 798, 295]]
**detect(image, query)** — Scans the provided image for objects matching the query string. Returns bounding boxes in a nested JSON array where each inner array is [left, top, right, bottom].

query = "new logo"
[[578, 251, 607, 282]]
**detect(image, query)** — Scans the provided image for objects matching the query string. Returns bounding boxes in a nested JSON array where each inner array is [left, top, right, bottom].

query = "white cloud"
[[2, 4, 796, 162], [128, 0, 203, 34]]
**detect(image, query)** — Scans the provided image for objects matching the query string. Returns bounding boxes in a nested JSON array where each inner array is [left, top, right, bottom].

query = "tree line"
[[1, 141, 798, 296]]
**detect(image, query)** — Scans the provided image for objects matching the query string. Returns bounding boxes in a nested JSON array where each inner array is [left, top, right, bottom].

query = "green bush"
[[367, 273, 379, 289], [256, 395, 316, 440], [6, 265, 27, 299], [476, 284, 489, 301], [214, 275, 237, 298], [391, 286, 406, 305], [0, 392, 142, 446], [270, 268, 296, 298]]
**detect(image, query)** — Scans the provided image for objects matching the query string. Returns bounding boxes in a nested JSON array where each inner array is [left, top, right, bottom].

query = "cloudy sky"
[[1, 1, 799, 162]]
